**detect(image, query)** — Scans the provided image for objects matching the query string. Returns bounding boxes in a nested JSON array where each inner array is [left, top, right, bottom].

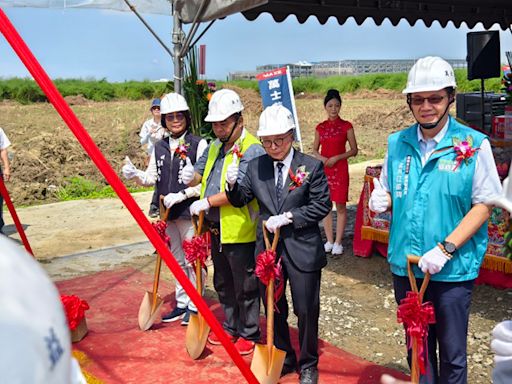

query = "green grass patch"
[[56, 176, 152, 201]]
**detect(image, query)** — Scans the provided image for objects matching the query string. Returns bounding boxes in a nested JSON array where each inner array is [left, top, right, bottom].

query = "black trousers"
[[210, 228, 260, 341], [150, 187, 159, 211], [393, 274, 474, 384], [262, 246, 321, 372]]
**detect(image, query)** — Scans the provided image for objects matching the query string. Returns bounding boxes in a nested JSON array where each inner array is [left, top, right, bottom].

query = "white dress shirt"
[[273, 148, 295, 189]]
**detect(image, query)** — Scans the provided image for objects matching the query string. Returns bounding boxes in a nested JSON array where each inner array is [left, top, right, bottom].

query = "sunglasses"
[[164, 112, 186, 122], [410, 95, 447, 106], [260, 133, 293, 148], [151, 106, 160, 111]]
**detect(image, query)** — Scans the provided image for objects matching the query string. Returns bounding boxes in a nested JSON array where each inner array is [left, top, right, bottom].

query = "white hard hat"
[[204, 89, 244, 122], [402, 56, 457, 94], [257, 104, 296, 137], [0, 236, 85, 383], [160, 92, 189, 114]]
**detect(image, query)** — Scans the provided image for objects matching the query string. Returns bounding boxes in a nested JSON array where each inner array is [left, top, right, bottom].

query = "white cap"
[[160, 92, 189, 114], [402, 56, 457, 94], [0, 236, 85, 383], [257, 104, 296, 137], [204, 89, 244, 122]]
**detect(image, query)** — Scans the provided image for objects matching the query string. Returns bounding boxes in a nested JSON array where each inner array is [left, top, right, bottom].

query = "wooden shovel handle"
[[407, 254, 429, 384], [159, 195, 171, 222], [262, 222, 280, 357], [192, 211, 204, 236], [150, 196, 170, 311], [406, 255, 430, 301], [262, 221, 280, 252]]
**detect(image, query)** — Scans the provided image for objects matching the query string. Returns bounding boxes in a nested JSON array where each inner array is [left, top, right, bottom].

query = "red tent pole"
[[0, 9, 258, 384], [0, 177, 34, 255]]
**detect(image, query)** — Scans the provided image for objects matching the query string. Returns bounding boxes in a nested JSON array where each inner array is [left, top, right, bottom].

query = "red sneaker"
[[207, 331, 237, 346], [235, 338, 255, 355]]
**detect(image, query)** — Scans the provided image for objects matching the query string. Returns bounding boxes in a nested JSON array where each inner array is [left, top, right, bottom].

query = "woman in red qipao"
[[313, 89, 358, 255]]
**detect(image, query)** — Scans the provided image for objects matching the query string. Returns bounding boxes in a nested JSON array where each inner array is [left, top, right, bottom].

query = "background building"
[[228, 59, 467, 80]]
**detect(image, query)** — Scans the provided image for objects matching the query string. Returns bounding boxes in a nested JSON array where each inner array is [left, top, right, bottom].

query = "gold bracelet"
[[437, 242, 453, 260]]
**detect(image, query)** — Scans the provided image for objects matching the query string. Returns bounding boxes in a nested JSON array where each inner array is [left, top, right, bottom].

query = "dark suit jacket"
[[227, 150, 331, 272]]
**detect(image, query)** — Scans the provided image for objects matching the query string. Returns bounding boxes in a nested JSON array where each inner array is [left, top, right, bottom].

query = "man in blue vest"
[[369, 56, 502, 383]]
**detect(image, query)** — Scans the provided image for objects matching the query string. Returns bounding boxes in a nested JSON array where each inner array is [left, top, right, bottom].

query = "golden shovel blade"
[[250, 343, 286, 384], [137, 291, 163, 331], [185, 312, 211, 359]]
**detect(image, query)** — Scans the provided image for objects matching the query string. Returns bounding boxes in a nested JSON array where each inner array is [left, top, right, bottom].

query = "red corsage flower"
[[289, 165, 309, 190], [61, 295, 90, 330], [175, 141, 189, 160], [452, 136, 479, 171], [231, 143, 243, 160]]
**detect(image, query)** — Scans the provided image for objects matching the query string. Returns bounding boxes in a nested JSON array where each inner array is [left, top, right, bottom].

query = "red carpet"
[[57, 268, 409, 384]]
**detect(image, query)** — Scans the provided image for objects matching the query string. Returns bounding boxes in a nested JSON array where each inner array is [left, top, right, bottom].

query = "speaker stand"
[[480, 78, 485, 132]]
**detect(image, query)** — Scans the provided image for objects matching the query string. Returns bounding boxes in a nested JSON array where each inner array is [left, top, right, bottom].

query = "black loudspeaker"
[[467, 31, 501, 80]]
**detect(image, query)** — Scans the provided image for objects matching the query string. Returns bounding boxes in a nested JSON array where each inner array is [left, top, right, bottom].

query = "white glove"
[[265, 213, 292, 233], [189, 198, 210, 216], [418, 245, 450, 274], [121, 156, 139, 179], [180, 157, 195, 185], [163, 192, 187, 209], [226, 156, 239, 186], [492, 321, 512, 359], [369, 178, 390, 213]]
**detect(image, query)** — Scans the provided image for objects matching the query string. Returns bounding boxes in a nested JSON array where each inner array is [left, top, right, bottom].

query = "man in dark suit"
[[225, 104, 331, 384]]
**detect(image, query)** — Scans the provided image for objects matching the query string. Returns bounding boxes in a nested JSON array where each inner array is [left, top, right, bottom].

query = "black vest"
[[154, 132, 201, 221]]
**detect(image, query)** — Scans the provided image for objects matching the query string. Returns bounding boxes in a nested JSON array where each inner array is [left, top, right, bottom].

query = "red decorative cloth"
[[315, 117, 352, 203], [183, 235, 208, 268], [397, 291, 436, 374], [152, 220, 170, 246], [61, 295, 90, 330], [255, 249, 284, 305]]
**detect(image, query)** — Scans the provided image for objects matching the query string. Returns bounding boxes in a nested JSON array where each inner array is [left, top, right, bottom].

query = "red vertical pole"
[[199, 44, 206, 75], [0, 177, 33, 256]]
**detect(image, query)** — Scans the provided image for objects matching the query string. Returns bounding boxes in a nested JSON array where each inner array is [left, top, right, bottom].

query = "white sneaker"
[[324, 241, 334, 253], [332, 243, 344, 255]]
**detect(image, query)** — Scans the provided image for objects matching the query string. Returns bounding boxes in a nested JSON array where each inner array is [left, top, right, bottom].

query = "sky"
[[0, 6, 511, 82]]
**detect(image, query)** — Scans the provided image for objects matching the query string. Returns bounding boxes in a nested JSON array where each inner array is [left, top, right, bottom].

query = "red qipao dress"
[[316, 117, 352, 203]]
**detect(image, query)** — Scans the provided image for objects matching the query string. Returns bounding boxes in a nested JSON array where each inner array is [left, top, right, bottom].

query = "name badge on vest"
[[394, 155, 411, 199], [437, 158, 459, 173]]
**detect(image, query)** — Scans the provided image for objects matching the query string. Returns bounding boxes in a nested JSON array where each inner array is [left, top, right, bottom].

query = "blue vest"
[[154, 132, 201, 221], [387, 116, 488, 282]]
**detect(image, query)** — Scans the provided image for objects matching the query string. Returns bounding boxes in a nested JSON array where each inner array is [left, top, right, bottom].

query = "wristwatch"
[[442, 241, 457, 255]]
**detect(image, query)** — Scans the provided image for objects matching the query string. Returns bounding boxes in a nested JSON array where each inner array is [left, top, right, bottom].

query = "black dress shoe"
[[280, 364, 297, 377], [300, 367, 318, 384]]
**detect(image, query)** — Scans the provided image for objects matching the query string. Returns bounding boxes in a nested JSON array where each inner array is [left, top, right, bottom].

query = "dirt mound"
[[64, 94, 89, 105], [352, 104, 414, 159], [221, 85, 263, 116], [345, 88, 403, 100]]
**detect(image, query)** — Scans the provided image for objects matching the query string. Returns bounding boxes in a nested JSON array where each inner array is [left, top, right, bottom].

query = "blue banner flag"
[[256, 66, 303, 151]]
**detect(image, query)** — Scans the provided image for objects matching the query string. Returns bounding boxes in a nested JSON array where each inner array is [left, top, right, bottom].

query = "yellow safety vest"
[[200, 132, 260, 244]]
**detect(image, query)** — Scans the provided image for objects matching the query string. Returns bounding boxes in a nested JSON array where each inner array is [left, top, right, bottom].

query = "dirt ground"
[[1, 91, 511, 383]]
